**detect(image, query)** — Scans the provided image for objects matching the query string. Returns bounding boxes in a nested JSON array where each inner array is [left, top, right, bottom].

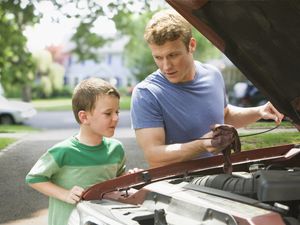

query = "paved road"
[[0, 111, 147, 225]]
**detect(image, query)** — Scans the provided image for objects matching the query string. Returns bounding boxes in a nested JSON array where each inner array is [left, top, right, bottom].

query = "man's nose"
[[162, 58, 172, 70]]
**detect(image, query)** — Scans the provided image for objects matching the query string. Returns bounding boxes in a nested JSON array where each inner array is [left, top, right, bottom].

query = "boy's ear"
[[78, 110, 89, 124]]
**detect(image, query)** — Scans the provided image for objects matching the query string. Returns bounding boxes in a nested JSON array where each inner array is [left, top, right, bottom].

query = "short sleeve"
[[131, 86, 164, 129], [25, 152, 60, 184]]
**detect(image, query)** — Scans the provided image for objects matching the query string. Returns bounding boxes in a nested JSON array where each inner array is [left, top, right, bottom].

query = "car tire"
[[0, 114, 15, 125]]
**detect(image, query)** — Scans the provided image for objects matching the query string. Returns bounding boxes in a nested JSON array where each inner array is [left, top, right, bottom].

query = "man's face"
[[149, 38, 196, 83]]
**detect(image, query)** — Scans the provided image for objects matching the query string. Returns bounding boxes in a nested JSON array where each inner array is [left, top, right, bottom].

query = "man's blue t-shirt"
[[131, 61, 227, 145]]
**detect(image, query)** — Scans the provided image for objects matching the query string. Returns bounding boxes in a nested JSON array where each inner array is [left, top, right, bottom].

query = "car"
[[68, 1, 300, 224], [231, 81, 267, 107], [0, 95, 37, 125]]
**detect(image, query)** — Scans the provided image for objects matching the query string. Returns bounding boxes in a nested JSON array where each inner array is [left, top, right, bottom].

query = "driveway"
[[0, 111, 147, 225]]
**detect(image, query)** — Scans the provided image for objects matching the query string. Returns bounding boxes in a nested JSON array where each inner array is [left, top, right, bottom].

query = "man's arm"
[[224, 102, 284, 128], [135, 127, 224, 168]]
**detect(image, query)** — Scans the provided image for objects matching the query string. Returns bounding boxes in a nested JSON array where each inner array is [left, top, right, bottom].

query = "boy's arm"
[[29, 182, 84, 204]]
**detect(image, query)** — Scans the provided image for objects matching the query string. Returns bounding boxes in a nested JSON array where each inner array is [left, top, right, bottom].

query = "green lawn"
[[0, 125, 39, 151], [240, 132, 300, 151], [0, 125, 38, 133], [32, 96, 132, 111], [0, 138, 16, 150], [245, 121, 295, 129]]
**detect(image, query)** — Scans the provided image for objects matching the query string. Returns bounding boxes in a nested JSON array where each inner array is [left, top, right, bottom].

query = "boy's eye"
[[104, 111, 119, 116]]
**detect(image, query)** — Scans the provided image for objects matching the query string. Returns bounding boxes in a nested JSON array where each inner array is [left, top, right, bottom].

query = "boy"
[[26, 77, 126, 225]]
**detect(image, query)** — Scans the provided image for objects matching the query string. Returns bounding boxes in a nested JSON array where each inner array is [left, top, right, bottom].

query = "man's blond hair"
[[144, 9, 192, 50], [72, 77, 120, 124]]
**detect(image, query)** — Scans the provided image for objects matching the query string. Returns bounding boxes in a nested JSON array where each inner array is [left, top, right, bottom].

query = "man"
[[130, 9, 283, 168]]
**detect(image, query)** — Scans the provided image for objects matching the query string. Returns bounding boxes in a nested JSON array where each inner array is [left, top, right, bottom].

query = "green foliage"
[[71, 22, 110, 62], [0, 0, 221, 96], [121, 12, 158, 81], [192, 29, 222, 61], [0, 1, 39, 100], [51, 86, 73, 98], [31, 50, 65, 98]]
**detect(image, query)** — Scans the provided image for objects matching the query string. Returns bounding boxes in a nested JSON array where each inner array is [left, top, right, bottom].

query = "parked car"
[[231, 81, 267, 107], [0, 95, 37, 125], [69, 0, 300, 224]]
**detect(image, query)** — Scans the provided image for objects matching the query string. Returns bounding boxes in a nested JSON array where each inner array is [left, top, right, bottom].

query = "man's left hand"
[[259, 101, 284, 124]]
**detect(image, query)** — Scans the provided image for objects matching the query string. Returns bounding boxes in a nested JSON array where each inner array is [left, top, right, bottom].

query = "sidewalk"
[[3, 210, 47, 225]]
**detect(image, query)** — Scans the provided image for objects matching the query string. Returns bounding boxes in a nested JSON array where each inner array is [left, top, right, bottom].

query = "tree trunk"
[[22, 85, 31, 102]]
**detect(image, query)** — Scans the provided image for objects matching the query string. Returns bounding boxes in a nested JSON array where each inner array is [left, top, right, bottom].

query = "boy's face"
[[84, 95, 120, 138]]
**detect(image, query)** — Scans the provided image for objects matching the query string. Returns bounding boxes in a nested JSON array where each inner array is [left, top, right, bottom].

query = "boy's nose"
[[113, 113, 119, 121]]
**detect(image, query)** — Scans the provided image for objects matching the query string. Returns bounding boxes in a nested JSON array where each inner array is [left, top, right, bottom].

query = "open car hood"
[[166, 0, 300, 127]]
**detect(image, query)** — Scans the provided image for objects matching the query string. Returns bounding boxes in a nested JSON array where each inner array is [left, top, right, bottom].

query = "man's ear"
[[189, 37, 197, 53], [78, 110, 89, 124]]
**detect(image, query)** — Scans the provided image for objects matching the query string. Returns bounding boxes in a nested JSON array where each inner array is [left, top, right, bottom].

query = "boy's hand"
[[66, 186, 84, 204], [127, 168, 144, 174]]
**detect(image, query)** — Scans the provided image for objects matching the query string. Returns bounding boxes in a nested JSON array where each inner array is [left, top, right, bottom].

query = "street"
[[0, 110, 147, 224]]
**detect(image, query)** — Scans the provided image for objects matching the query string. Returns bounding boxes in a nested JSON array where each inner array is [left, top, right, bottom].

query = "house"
[[64, 37, 135, 88]]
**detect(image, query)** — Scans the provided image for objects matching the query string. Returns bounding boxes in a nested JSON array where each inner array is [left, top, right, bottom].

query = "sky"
[[24, 1, 117, 52], [24, 0, 167, 53]]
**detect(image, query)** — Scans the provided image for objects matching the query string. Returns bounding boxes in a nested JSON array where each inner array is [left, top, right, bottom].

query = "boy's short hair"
[[72, 77, 120, 124], [144, 9, 192, 50]]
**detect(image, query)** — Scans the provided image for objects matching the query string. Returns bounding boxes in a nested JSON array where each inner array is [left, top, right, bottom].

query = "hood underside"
[[166, 0, 300, 126]]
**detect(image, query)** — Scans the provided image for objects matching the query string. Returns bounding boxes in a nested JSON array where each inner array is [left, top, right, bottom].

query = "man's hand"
[[211, 124, 241, 174], [259, 101, 284, 124], [201, 124, 237, 155], [65, 186, 84, 204]]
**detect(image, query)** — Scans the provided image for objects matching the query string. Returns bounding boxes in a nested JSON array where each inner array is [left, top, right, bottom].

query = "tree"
[[0, 0, 153, 99], [0, 0, 221, 98], [32, 49, 65, 98], [0, 0, 39, 101]]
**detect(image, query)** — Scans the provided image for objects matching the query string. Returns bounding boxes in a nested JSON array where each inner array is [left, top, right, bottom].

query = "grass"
[[245, 121, 295, 129], [32, 96, 132, 111], [240, 132, 300, 151], [0, 138, 17, 150], [0, 125, 38, 133], [32, 98, 72, 111], [0, 125, 39, 151]]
